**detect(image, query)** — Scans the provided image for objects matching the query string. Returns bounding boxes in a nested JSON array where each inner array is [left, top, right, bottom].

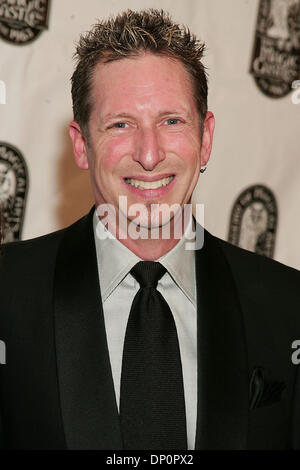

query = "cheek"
[[165, 133, 200, 167], [95, 137, 133, 172]]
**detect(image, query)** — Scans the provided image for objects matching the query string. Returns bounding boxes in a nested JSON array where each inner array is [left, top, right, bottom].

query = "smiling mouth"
[[124, 175, 175, 190]]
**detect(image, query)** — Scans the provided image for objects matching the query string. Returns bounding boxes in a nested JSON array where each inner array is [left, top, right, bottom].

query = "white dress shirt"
[[93, 210, 197, 450]]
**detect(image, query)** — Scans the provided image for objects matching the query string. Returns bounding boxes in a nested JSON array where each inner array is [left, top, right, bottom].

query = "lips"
[[122, 174, 176, 198], [124, 175, 174, 190], [124, 173, 175, 182]]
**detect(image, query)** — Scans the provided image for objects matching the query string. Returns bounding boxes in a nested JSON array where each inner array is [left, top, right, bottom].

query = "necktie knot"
[[130, 261, 166, 289]]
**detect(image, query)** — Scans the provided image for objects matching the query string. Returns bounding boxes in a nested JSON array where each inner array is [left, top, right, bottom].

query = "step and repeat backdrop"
[[0, 0, 299, 269]]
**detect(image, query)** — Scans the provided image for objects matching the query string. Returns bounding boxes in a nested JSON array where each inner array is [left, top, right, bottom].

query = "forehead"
[[90, 52, 196, 116]]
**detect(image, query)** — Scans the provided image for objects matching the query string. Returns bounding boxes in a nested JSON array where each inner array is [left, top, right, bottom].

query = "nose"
[[133, 127, 165, 170]]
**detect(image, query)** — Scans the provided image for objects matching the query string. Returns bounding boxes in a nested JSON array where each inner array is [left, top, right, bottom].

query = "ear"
[[200, 111, 215, 168], [69, 120, 89, 170]]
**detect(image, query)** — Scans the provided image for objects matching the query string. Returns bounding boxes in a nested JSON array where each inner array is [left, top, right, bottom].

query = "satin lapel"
[[54, 208, 122, 450], [194, 227, 249, 449]]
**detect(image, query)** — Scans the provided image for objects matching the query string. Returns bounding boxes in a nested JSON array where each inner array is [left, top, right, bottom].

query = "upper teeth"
[[125, 175, 174, 190]]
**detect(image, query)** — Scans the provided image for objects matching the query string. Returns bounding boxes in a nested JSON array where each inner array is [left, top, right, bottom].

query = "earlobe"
[[200, 111, 215, 168], [69, 120, 89, 170]]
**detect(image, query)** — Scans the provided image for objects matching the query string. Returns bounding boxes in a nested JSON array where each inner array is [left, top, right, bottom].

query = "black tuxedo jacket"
[[0, 207, 300, 450]]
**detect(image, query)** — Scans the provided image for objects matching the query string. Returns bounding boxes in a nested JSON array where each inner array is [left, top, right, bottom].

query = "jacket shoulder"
[[214, 235, 300, 332], [0, 211, 91, 271], [215, 236, 300, 288], [0, 227, 66, 274], [2, 211, 87, 282]]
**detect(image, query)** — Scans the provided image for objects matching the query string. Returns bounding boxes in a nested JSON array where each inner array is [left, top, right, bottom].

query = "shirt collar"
[[158, 213, 196, 306], [93, 209, 196, 306]]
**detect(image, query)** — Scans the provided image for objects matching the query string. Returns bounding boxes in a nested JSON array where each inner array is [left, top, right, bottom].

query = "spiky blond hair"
[[71, 9, 208, 139]]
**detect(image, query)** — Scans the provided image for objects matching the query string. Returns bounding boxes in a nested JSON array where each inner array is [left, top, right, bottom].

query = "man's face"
[[70, 52, 214, 229]]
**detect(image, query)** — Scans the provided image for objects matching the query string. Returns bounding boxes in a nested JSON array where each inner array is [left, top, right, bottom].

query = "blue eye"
[[166, 118, 180, 125], [113, 122, 127, 128]]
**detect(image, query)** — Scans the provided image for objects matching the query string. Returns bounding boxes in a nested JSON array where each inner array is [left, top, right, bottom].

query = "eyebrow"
[[101, 109, 192, 122], [158, 109, 192, 119], [101, 113, 135, 122]]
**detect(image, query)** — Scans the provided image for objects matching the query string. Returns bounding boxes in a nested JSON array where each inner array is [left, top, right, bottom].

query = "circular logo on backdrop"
[[250, 0, 300, 98], [0, 143, 28, 242], [0, 0, 50, 45], [228, 185, 277, 258]]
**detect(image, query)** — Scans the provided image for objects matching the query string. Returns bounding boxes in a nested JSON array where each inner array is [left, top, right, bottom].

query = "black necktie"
[[120, 261, 187, 450]]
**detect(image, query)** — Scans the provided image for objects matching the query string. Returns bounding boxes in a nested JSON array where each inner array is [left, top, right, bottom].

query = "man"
[[1, 9, 300, 450]]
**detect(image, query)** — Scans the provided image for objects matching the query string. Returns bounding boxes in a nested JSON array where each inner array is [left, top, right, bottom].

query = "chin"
[[126, 211, 172, 231]]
